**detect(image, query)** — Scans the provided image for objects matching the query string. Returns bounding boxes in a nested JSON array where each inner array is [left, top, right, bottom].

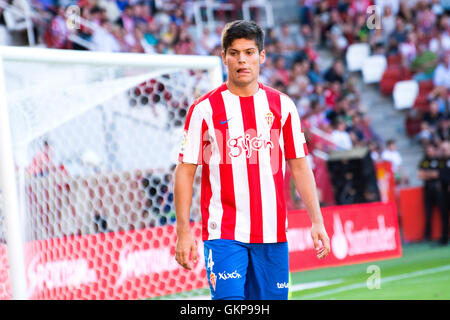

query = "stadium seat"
[[393, 80, 419, 110], [380, 78, 398, 96], [411, 80, 434, 112], [418, 79, 434, 94], [387, 54, 402, 66], [361, 55, 387, 84], [413, 94, 430, 112], [345, 43, 370, 72], [405, 109, 423, 137], [402, 68, 414, 80], [380, 65, 404, 95]]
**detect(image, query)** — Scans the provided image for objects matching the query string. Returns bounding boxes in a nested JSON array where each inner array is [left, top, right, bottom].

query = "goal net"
[[0, 46, 222, 299]]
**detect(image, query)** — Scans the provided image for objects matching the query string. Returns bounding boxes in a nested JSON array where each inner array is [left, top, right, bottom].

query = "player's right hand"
[[311, 222, 330, 260], [175, 230, 198, 270]]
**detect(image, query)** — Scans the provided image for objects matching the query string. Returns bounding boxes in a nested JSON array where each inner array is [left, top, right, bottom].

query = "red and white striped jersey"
[[179, 82, 308, 243]]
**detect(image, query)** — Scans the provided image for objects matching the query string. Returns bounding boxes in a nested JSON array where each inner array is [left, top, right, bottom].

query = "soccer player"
[[174, 20, 330, 300]]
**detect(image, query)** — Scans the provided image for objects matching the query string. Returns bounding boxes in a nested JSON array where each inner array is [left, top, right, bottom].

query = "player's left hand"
[[311, 223, 330, 259]]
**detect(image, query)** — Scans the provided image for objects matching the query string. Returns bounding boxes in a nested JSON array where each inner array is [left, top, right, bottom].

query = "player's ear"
[[221, 50, 227, 66], [259, 49, 266, 64]]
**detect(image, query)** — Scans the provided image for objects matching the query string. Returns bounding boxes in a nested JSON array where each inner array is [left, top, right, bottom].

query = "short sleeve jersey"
[[179, 82, 308, 243]]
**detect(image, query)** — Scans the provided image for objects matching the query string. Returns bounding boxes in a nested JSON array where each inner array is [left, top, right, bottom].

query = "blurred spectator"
[[399, 31, 418, 67], [98, 0, 122, 22], [347, 113, 383, 147], [369, 28, 386, 55], [438, 140, 449, 245], [347, 113, 366, 147], [297, 24, 314, 49], [431, 0, 445, 16], [389, 17, 408, 48], [416, 121, 435, 146], [170, 7, 185, 26], [417, 3, 438, 34], [174, 28, 195, 55], [326, 94, 349, 124], [369, 140, 383, 162], [71, 6, 94, 50], [432, 52, 450, 89], [115, 0, 129, 12], [116, 4, 134, 33], [429, 29, 450, 55], [349, 0, 372, 17], [376, 0, 400, 16], [324, 9, 348, 58], [423, 99, 445, 128], [382, 5, 396, 42], [298, 0, 318, 26], [260, 55, 275, 84], [324, 59, 345, 84], [142, 20, 160, 53], [381, 139, 409, 185], [360, 116, 382, 145], [303, 37, 319, 63], [45, 5, 70, 49], [275, 23, 299, 63], [312, 0, 331, 45], [418, 142, 446, 242], [272, 56, 290, 87], [265, 27, 277, 46], [160, 21, 178, 47], [354, 13, 370, 43], [196, 27, 220, 55], [92, 18, 121, 52], [272, 80, 287, 96], [309, 82, 326, 107], [330, 116, 353, 150], [436, 116, 450, 141], [305, 100, 329, 129], [307, 59, 324, 84], [410, 43, 438, 82]]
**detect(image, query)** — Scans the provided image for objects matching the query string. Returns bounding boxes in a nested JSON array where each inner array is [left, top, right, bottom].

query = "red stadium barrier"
[[0, 202, 402, 299], [0, 224, 207, 300], [398, 187, 443, 242], [287, 202, 402, 272]]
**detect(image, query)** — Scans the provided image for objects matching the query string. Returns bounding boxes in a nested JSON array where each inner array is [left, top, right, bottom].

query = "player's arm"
[[174, 162, 199, 270], [287, 157, 330, 259]]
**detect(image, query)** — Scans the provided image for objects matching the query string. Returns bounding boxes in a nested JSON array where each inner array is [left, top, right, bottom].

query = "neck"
[[226, 80, 259, 97]]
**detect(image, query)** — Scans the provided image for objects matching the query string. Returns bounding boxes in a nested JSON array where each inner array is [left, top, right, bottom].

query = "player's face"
[[222, 38, 265, 88]]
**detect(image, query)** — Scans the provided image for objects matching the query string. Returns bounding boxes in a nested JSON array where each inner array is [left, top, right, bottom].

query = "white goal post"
[[0, 46, 222, 300]]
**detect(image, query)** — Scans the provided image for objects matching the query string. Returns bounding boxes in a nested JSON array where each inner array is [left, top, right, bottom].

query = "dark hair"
[[221, 20, 264, 54], [386, 139, 396, 146]]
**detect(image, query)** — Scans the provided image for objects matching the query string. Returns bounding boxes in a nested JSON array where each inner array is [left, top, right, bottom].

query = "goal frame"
[[0, 46, 223, 300]]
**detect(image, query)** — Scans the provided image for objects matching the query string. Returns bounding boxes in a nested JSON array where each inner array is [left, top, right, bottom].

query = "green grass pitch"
[[290, 242, 449, 300]]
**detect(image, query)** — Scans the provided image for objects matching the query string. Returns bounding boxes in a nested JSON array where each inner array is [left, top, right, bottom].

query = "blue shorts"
[[203, 239, 289, 300]]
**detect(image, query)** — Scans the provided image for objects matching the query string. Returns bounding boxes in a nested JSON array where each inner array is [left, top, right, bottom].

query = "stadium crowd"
[[1, 0, 448, 242], [27, 3, 450, 175], [21, 0, 391, 206], [297, 0, 449, 244]]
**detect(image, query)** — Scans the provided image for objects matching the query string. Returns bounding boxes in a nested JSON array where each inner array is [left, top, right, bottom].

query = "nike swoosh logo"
[[220, 118, 232, 124]]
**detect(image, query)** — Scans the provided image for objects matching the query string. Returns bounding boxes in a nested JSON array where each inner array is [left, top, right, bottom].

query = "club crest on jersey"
[[265, 111, 274, 128], [210, 272, 217, 291]]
